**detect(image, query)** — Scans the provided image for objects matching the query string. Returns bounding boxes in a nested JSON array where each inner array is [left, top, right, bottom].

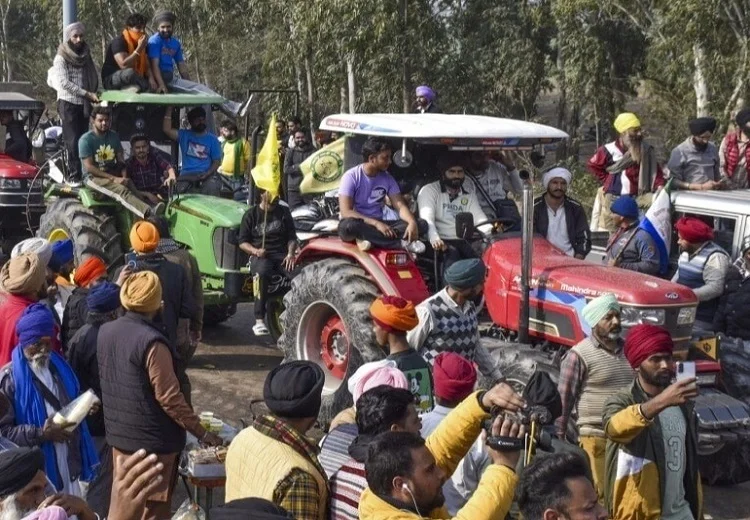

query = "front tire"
[[279, 258, 382, 428]]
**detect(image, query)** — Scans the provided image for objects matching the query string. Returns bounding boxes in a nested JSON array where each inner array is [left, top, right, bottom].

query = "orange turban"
[[74, 256, 107, 287], [369, 295, 419, 333], [129, 221, 160, 253]]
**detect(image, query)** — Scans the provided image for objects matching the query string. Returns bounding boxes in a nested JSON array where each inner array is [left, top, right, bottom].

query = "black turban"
[[187, 106, 206, 122], [688, 117, 717, 136], [264, 361, 325, 419], [0, 447, 45, 496], [436, 152, 465, 175], [153, 10, 176, 25], [211, 499, 294, 520], [737, 108, 750, 130]]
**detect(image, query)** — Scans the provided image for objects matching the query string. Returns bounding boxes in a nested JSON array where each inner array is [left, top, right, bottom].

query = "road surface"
[[184, 304, 750, 519]]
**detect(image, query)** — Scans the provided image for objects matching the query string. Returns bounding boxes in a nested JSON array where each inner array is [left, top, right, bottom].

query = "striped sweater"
[[329, 458, 367, 520]]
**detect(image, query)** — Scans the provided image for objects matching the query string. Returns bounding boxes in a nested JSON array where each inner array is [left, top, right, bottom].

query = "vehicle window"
[[670, 213, 736, 259]]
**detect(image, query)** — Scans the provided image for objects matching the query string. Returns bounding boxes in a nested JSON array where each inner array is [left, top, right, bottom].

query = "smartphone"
[[676, 361, 696, 382], [124, 251, 137, 269]]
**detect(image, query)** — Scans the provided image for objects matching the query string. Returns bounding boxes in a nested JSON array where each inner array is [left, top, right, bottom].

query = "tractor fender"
[[296, 237, 430, 304]]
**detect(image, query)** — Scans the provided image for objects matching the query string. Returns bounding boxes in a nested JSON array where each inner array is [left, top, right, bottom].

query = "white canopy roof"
[[319, 113, 568, 142]]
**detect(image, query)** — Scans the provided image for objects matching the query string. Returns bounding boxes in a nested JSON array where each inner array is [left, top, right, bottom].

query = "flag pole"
[[261, 202, 268, 250]]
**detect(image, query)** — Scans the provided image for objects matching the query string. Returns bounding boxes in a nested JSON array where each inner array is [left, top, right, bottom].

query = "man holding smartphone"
[[603, 324, 701, 520]]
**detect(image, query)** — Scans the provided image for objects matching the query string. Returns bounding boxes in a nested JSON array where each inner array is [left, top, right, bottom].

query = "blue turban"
[[415, 85, 436, 102], [87, 281, 121, 314], [444, 258, 486, 290], [16, 303, 56, 349], [610, 196, 639, 220], [48, 239, 74, 273]]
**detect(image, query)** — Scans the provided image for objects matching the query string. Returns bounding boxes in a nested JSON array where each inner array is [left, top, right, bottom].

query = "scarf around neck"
[[57, 42, 99, 94], [606, 141, 657, 195], [122, 29, 149, 77]]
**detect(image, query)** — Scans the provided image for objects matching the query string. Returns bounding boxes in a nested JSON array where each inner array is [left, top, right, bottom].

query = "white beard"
[[0, 494, 34, 520]]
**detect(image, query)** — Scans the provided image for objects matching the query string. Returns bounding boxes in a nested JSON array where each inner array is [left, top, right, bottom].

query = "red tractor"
[[280, 113, 750, 485]]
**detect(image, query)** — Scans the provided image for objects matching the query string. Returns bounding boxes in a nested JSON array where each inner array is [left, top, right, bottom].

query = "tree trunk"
[[401, 0, 410, 113], [693, 43, 710, 117], [340, 85, 347, 113], [304, 48, 316, 136], [347, 56, 356, 114]]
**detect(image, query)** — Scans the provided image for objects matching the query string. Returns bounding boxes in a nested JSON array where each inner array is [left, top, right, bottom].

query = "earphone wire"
[[403, 485, 423, 518]]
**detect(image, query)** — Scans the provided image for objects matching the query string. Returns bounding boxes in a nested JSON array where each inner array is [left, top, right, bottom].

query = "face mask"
[[159, 30, 173, 39], [446, 178, 463, 189], [192, 123, 207, 133]]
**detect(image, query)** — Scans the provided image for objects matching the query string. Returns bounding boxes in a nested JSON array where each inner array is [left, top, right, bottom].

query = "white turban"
[[64, 22, 85, 43], [542, 167, 572, 190], [11, 238, 52, 267]]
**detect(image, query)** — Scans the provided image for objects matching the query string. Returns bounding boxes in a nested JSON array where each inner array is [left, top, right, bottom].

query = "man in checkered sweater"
[[407, 258, 503, 382]]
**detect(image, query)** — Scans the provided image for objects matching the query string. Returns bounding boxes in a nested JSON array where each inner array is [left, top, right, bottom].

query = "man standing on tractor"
[[162, 106, 222, 181], [148, 11, 252, 117], [719, 108, 750, 190], [238, 189, 297, 337], [605, 196, 661, 275], [672, 216, 730, 331], [79, 107, 159, 218], [100, 13, 152, 92], [603, 324, 702, 520], [556, 293, 634, 503], [219, 120, 251, 198], [407, 258, 503, 382], [284, 129, 315, 209], [533, 168, 591, 259], [338, 137, 425, 253], [125, 134, 177, 203], [46, 22, 100, 184], [586, 113, 665, 233], [667, 118, 723, 191], [464, 151, 523, 221], [0, 110, 32, 163], [417, 152, 491, 270]]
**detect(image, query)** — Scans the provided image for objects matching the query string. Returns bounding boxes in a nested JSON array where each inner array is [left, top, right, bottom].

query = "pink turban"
[[348, 360, 409, 403]]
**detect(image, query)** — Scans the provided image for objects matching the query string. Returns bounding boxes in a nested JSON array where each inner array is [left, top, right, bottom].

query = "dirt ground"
[[182, 304, 750, 520]]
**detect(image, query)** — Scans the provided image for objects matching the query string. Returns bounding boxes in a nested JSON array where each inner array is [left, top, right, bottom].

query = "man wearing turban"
[[419, 352, 478, 515], [587, 112, 665, 233], [719, 107, 750, 189], [714, 235, 750, 340], [408, 258, 503, 381], [464, 150, 523, 221], [668, 117, 723, 192], [605, 195, 661, 275], [672, 216, 730, 330], [0, 304, 98, 498], [226, 361, 328, 519], [555, 293, 633, 502], [47, 239, 76, 324], [97, 271, 222, 520], [0, 253, 50, 365], [62, 255, 108, 346], [414, 85, 440, 113], [603, 324, 702, 520], [370, 295, 433, 412], [532, 167, 591, 259]]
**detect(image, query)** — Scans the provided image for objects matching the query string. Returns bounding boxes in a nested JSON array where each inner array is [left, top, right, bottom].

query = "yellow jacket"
[[358, 391, 517, 520]]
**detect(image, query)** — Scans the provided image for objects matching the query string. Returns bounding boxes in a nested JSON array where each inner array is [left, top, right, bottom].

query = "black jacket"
[[67, 322, 105, 436], [283, 145, 314, 194], [714, 263, 750, 339], [62, 287, 89, 347], [4, 121, 31, 163], [533, 195, 591, 258]]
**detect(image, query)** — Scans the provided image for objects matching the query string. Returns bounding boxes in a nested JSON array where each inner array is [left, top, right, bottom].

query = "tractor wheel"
[[266, 296, 285, 343], [484, 338, 561, 391], [38, 198, 123, 273], [279, 258, 381, 428], [202, 304, 237, 327], [718, 335, 750, 406]]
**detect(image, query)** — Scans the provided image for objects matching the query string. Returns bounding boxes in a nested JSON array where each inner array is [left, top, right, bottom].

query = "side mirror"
[[455, 212, 475, 239]]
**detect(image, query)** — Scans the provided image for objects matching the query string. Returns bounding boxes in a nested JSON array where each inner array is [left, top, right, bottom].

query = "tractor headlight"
[[620, 307, 665, 326], [0, 179, 21, 189], [677, 307, 697, 325]]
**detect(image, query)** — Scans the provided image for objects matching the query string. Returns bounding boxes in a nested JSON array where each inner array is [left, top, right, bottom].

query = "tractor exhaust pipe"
[[519, 170, 533, 344]]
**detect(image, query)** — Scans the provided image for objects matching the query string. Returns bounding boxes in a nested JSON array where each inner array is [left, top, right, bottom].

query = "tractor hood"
[[485, 236, 697, 306], [168, 194, 246, 228], [0, 154, 37, 179]]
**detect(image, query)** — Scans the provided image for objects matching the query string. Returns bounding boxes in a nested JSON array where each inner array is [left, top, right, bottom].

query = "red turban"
[[675, 217, 713, 244], [370, 295, 419, 333], [73, 256, 107, 287], [432, 352, 477, 402], [624, 324, 673, 369]]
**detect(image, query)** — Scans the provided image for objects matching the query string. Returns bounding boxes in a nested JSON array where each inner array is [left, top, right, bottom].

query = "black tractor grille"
[[212, 227, 248, 271]]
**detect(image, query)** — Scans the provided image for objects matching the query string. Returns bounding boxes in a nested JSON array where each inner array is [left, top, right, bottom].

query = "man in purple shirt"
[[338, 137, 425, 251]]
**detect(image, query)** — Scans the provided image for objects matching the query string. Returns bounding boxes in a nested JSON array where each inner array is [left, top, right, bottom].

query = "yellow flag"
[[250, 114, 281, 198], [300, 137, 346, 194]]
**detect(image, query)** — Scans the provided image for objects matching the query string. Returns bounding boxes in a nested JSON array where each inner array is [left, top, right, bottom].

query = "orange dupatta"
[[122, 29, 149, 77]]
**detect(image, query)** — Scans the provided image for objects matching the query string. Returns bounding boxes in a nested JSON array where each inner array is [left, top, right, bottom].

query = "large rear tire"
[[279, 258, 381, 428], [38, 198, 123, 272]]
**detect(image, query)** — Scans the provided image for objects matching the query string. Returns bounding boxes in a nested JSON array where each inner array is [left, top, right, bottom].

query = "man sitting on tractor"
[[533, 167, 591, 259], [464, 150, 523, 221], [162, 106, 221, 182], [407, 258, 503, 382], [80, 106, 160, 218], [0, 110, 32, 163], [238, 189, 297, 337], [417, 152, 492, 271], [125, 134, 176, 203], [100, 12, 152, 92], [338, 137, 426, 253]]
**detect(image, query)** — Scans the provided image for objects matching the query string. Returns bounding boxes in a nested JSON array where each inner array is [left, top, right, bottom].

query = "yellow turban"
[[0, 253, 46, 296], [129, 221, 160, 254], [613, 113, 641, 134], [120, 271, 162, 313]]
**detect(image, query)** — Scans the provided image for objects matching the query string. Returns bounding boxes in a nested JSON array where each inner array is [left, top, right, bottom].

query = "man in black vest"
[[98, 271, 221, 520]]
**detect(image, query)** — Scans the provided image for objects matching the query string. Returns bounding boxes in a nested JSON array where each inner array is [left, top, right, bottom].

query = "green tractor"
[[38, 91, 284, 335]]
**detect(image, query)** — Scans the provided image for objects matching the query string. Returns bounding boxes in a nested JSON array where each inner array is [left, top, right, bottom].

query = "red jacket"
[[0, 294, 61, 365], [587, 139, 665, 195]]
